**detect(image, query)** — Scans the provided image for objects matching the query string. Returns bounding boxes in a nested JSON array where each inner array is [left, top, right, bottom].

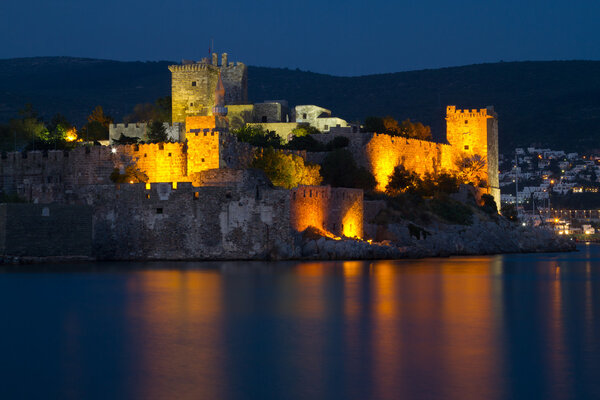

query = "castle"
[[0, 52, 499, 260]]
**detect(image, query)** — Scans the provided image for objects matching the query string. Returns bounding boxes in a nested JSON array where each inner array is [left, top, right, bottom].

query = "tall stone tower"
[[169, 53, 247, 124], [446, 105, 500, 205]]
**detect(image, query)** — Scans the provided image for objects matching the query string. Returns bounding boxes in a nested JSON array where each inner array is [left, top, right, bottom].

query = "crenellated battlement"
[[168, 53, 245, 72], [109, 122, 183, 129], [168, 63, 219, 72], [446, 105, 497, 119]]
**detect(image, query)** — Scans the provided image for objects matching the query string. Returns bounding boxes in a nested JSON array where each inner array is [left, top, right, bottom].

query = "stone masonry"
[[169, 53, 247, 123]]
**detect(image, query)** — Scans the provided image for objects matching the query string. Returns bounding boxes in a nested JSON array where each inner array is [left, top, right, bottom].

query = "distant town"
[[500, 146, 600, 238]]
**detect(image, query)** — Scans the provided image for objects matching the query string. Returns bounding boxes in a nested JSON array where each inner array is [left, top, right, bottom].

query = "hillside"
[[1, 57, 600, 152]]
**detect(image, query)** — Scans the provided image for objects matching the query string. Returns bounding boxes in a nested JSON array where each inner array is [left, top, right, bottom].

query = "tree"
[[383, 116, 401, 135], [154, 96, 172, 123], [83, 121, 109, 141], [7, 104, 49, 150], [400, 119, 432, 140], [290, 124, 321, 137], [434, 173, 461, 195], [232, 125, 283, 148], [82, 106, 112, 142], [251, 147, 322, 189], [364, 116, 386, 133], [321, 149, 376, 192], [385, 165, 421, 196], [147, 121, 168, 143], [87, 105, 112, 128], [286, 135, 323, 151], [365, 116, 432, 141], [480, 194, 498, 214], [124, 96, 172, 123], [455, 153, 487, 187], [500, 203, 518, 222], [45, 113, 78, 147]]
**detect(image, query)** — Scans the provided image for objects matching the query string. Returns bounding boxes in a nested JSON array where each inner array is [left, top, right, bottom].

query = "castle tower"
[[168, 54, 247, 124], [446, 105, 500, 205], [212, 71, 228, 117]]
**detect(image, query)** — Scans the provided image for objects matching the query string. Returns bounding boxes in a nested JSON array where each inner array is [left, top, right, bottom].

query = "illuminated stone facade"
[[169, 54, 247, 123], [446, 106, 500, 203], [309, 106, 500, 205], [364, 134, 452, 191], [290, 185, 364, 238], [185, 116, 228, 174], [118, 143, 188, 183]]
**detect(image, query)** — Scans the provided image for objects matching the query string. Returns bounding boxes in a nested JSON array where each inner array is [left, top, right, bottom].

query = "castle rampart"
[[118, 142, 188, 183], [306, 106, 499, 203], [26, 182, 293, 260], [290, 185, 363, 238]]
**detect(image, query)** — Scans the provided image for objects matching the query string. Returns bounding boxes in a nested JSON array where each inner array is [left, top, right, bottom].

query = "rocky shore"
[[297, 222, 575, 261]]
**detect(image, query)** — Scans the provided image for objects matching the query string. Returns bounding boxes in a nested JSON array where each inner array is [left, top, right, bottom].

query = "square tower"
[[169, 63, 220, 123], [185, 116, 229, 175], [169, 54, 248, 124], [446, 106, 500, 205]]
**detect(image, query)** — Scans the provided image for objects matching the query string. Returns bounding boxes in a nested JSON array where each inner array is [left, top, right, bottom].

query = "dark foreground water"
[[1, 246, 600, 400]]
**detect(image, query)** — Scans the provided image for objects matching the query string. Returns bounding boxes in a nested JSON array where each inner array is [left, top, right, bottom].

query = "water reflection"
[[0, 247, 599, 399]]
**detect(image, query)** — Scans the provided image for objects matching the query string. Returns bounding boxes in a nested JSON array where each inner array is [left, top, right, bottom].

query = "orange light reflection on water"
[[126, 269, 225, 400], [114, 252, 595, 400]]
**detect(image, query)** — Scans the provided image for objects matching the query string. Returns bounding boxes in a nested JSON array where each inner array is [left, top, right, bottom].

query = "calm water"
[[1, 246, 600, 400]]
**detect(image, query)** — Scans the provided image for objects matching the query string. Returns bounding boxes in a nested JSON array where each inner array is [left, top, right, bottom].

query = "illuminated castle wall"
[[446, 106, 500, 202], [311, 106, 500, 204], [169, 53, 247, 123], [290, 185, 364, 238], [363, 134, 452, 191]]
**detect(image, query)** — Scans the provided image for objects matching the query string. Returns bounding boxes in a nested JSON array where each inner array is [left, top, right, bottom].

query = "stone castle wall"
[[86, 183, 292, 260], [0, 131, 254, 202], [220, 60, 248, 105], [289, 185, 363, 238], [20, 182, 293, 260], [0, 147, 117, 194], [308, 106, 499, 200], [169, 54, 247, 124], [0, 203, 93, 257], [169, 63, 219, 123], [309, 131, 454, 191], [364, 134, 454, 191], [118, 143, 188, 183]]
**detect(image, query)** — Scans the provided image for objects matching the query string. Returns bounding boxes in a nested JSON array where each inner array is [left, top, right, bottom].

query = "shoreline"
[[0, 242, 578, 265]]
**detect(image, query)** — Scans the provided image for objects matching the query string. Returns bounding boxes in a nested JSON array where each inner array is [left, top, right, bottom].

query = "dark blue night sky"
[[1, 0, 599, 76]]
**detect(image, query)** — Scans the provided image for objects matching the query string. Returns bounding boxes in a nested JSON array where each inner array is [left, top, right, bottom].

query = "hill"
[[1, 57, 600, 152]]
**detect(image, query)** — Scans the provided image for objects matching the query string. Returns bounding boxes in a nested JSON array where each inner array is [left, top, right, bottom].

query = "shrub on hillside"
[[429, 196, 473, 225], [479, 194, 498, 214], [251, 147, 322, 189], [321, 149, 376, 192]]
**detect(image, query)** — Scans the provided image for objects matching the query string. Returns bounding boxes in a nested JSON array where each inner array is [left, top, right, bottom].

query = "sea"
[[1, 244, 599, 400]]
